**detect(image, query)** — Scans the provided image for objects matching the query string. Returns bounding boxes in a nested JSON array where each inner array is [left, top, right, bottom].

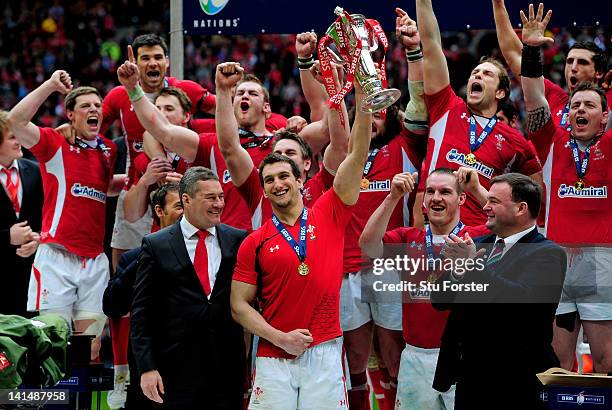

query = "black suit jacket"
[[431, 228, 566, 402], [130, 221, 247, 391], [0, 159, 43, 315]]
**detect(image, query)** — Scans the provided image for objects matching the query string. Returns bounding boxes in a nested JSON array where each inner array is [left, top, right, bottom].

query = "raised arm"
[[322, 101, 350, 173], [215, 62, 256, 187], [296, 32, 327, 122], [333, 83, 371, 205], [8, 70, 73, 148], [519, 3, 554, 133], [360, 172, 417, 258], [492, 0, 523, 76], [117, 46, 199, 162], [415, 0, 450, 95], [396, 7, 428, 135]]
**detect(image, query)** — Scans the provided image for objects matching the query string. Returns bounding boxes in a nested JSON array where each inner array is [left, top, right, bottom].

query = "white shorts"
[[556, 247, 612, 320], [395, 344, 455, 410], [340, 271, 402, 332], [110, 189, 152, 250], [27, 243, 110, 313], [249, 338, 348, 410]]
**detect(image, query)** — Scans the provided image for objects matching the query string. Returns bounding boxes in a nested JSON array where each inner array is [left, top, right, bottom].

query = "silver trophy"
[[324, 6, 401, 113]]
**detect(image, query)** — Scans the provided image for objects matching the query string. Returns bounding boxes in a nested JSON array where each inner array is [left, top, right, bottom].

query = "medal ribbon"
[[272, 208, 308, 263], [469, 115, 498, 153], [425, 221, 464, 268], [362, 148, 380, 177], [75, 136, 112, 176], [239, 128, 274, 149], [569, 137, 598, 182], [559, 103, 571, 131]]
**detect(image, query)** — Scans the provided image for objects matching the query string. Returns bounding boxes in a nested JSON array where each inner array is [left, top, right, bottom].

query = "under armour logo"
[[339, 399, 347, 406], [69, 146, 80, 154], [269, 245, 279, 253]]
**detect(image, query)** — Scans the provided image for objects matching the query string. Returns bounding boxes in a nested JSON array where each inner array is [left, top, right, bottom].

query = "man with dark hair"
[[520, 4, 612, 373], [230, 80, 373, 409], [360, 168, 488, 409], [414, 0, 542, 230], [0, 110, 43, 317], [493, 0, 611, 130], [497, 100, 519, 129], [8, 71, 122, 358], [431, 172, 566, 409], [131, 166, 247, 408], [103, 35, 216, 270]]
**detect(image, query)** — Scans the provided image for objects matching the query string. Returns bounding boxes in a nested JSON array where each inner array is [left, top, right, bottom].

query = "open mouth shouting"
[[569, 75, 579, 88], [469, 82, 484, 98], [86, 115, 99, 130], [429, 203, 446, 215], [146, 70, 161, 82], [239, 100, 250, 113], [574, 115, 589, 129]]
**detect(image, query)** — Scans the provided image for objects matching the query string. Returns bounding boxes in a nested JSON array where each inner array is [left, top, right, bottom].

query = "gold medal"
[[574, 180, 585, 190], [360, 178, 370, 190], [427, 272, 438, 284], [465, 153, 477, 165], [298, 262, 310, 276]]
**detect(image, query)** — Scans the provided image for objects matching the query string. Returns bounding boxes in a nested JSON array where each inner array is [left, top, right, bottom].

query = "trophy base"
[[359, 88, 401, 113]]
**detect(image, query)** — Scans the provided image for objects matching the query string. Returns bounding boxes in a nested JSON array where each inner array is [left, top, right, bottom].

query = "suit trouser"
[[454, 376, 546, 410]]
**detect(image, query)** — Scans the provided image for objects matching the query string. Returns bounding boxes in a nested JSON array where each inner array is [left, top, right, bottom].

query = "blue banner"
[[184, 0, 610, 36]]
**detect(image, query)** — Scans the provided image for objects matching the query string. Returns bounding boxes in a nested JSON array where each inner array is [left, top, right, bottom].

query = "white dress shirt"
[[180, 216, 222, 297], [0, 160, 22, 214], [491, 225, 537, 259]]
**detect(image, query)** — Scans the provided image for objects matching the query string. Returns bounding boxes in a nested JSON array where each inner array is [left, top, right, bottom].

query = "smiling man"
[[359, 168, 489, 409], [519, 3, 612, 373], [230, 82, 373, 409], [8, 70, 121, 359], [130, 167, 248, 409], [414, 0, 542, 227]]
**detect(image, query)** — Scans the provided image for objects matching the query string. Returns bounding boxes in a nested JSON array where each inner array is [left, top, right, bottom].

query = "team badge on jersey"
[[446, 149, 494, 178], [71, 183, 107, 203], [252, 386, 265, 404], [223, 169, 232, 184], [558, 184, 608, 198]]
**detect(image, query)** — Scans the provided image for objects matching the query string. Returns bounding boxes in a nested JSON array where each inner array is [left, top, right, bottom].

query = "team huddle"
[[1, 1, 611, 409]]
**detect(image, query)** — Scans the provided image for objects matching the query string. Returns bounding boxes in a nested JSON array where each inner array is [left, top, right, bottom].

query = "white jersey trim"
[[46, 147, 67, 237]]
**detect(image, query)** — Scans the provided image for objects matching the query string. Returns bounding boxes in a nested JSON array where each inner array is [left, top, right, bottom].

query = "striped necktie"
[[487, 239, 505, 265]]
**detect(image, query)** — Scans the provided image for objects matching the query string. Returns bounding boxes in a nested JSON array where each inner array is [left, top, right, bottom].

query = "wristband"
[[521, 44, 543, 78], [298, 55, 314, 70], [405, 46, 423, 63], [127, 84, 145, 102]]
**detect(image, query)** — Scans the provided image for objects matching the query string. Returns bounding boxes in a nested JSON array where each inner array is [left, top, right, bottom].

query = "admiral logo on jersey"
[[446, 149, 494, 178], [360, 179, 391, 192], [71, 183, 107, 203], [558, 184, 608, 199]]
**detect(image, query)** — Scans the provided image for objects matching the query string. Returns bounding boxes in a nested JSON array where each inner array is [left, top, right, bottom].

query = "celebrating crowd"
[[1, 1, 612, 410]]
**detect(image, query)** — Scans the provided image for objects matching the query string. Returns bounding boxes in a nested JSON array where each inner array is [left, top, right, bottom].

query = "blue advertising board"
[[184, 0, 610, 35]]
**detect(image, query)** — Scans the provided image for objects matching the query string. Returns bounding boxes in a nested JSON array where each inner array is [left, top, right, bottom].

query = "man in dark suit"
[[0, 111, 43, 316], [432, 173, 567, 410], [131, 167, 247, 409]]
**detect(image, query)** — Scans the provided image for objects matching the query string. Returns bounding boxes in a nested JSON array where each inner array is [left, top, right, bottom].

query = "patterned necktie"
[[487, 238, 505, 265], [194, 230, 211, 296], [2, 167, 20, 213]]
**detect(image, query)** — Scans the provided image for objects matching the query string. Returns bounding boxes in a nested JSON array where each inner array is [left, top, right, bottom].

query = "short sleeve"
[[193, 132, 217, 167], [101, 87, 123, 134], [544, 78, 569, 117], [383, 227, 410, 244], [312, 188, 354, 229], [529, 117, 566, 164], [236, 167, 264, 215], [425, 85, 463, 125], [513, 137, 543, 176], [232, 234, 259, 285], [28, 127, 63, 163]]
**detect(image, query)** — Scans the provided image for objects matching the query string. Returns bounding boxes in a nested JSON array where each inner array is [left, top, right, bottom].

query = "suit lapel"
[[18, 160, 32, 213], [210, 224, 232, 299], [168, 221, 197, 277], [498, 227, 539, 266]]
